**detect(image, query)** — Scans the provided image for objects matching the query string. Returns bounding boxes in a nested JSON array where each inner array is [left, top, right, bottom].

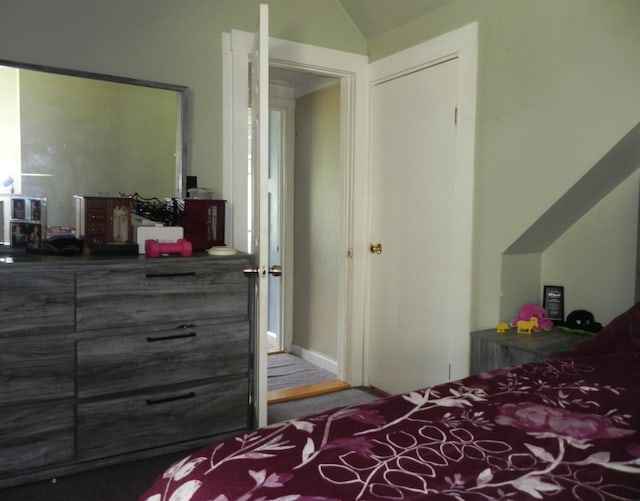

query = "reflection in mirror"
[[0, 60, 188, 247]]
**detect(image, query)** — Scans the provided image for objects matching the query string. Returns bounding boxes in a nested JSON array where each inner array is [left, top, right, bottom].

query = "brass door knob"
[[370, 243, 383, 255]]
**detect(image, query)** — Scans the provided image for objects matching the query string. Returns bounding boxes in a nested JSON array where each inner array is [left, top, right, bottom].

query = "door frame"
[[365, 22, 478, 383], [222, 32, 370, 390]]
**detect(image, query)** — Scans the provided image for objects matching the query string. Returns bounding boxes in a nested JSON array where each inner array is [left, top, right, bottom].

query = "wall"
[[543, 171, 640, 323], [292, 82, 341, 361], [3, 0, 639, 330], [0, 0, 365, 195], [0, 67, 20, 194], [368, 0, 640, 327], [19, 70, 177, 228]]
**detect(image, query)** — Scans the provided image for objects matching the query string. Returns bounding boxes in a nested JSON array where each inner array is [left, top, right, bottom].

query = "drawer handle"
[[146, 332, 196, 342], [146, 392, 196, 406], [145, 272, 197, 278]]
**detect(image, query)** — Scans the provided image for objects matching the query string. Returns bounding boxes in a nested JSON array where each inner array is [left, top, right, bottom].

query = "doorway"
[[266, 68, 346, 398], [223, 29, 369, 425]]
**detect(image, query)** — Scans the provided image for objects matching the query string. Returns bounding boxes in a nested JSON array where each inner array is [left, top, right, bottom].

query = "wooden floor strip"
[[268, 380, 351, 404]]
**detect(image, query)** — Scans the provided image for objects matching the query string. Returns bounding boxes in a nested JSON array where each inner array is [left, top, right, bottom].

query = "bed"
[[138, 304, 640, 501]]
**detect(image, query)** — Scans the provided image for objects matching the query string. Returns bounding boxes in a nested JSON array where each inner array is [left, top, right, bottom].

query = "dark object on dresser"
[[181, 199, 226, 250]]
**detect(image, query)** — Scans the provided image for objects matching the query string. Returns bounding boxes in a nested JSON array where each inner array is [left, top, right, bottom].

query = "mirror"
[[0, 59, 188, 247]]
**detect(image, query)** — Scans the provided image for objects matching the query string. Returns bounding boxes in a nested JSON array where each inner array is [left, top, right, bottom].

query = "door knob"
[[243, 265, 282, 277], [370, 243, 383, 255], [269, 265, 282, 276], [243, 266, 260, 277]]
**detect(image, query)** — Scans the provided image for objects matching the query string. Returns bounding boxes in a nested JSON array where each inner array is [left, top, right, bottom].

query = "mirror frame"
[[0, 58, 190, 200]]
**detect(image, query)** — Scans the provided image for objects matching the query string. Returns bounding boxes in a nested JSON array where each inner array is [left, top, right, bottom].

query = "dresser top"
[[0, 251, 251, 269], [471, 328, 590, 356]]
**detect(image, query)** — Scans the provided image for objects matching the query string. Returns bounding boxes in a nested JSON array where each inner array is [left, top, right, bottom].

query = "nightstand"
[[470, 328, 588, 374]]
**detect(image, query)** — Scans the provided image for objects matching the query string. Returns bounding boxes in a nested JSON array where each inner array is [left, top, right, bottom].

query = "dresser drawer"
[[76, 261, 248, 330], [0, 271, 74, 335], [0, 335, 74, 404], [77, 379, 248, 460], [0, 401, 74, 475], [77, 320, 249, 398]]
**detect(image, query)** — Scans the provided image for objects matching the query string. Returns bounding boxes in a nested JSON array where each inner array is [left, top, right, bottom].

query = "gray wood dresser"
[[0, 253, 252, 488], [470, 328, 588, 374]]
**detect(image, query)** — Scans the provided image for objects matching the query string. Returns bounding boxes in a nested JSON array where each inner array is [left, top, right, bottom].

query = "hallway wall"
[[292, 82, 341, 361]]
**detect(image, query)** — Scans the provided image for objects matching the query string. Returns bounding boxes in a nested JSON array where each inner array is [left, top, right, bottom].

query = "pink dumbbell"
[[145, 239, 193, 258]]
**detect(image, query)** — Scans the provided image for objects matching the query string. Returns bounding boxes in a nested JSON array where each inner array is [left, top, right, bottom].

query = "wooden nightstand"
[[470, 328, 589, 374]]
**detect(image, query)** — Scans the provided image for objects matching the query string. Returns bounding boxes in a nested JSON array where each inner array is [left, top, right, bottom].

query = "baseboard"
[[267, 380, 351, 404], [289, 344, 338, 375]]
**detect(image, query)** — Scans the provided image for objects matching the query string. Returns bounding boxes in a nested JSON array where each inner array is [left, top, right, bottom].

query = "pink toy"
[[145, 238, 193, 258], [509, 303, 553, 332]]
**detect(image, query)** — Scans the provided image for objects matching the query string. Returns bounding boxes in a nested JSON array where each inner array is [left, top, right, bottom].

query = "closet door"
[[367, 57, 460, 395]]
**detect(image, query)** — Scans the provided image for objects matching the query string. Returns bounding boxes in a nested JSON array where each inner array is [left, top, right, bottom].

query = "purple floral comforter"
[[139, 309, 640, 501]]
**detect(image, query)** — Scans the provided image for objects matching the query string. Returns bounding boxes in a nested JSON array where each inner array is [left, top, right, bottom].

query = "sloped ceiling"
[[505, 121, 640, 254], [337, 0, 456, 39]]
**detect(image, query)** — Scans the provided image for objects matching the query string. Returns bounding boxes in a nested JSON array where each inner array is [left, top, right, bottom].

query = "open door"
[[248, 3, 272, 428], [224, 24, 369, 404]]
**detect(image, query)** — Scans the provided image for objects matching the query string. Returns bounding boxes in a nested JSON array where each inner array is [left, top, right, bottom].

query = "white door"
[[249, 3, 271, 427], [366, 57, 460, 396]]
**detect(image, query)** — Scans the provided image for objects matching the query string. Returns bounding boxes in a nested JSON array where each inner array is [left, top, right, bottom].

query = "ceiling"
[[270, 0, 457, 93], [337, 0, 456, 39]]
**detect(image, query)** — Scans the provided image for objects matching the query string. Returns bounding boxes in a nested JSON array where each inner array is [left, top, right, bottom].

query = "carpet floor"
[[0, 449, 188, 501], [268, 386, 382, 423], [268, 352, 337, 391]]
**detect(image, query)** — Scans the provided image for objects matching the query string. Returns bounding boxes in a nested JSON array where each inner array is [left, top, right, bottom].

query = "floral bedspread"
[[139, 347, 640, 501]]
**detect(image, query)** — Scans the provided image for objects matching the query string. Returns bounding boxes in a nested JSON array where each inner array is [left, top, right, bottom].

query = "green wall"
[[1, 0, 638, 325], [369, 0, 640, 325], [0, 0, 365, 194]]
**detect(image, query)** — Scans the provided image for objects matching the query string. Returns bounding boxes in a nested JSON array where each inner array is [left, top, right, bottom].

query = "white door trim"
[[222, 31, 369, 387], [365, 22, 478, 383]]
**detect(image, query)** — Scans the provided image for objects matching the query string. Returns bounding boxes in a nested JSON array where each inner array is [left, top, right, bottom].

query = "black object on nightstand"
[[470, 328, 588, 374]]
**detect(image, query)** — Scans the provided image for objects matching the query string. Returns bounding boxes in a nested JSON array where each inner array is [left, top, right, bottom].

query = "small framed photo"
[[30, 199, 42, 221], [10, 222, 27, 248], [26, 223, 43, 249], [11, 198, 26, 220], [543, 285, 564, 322]]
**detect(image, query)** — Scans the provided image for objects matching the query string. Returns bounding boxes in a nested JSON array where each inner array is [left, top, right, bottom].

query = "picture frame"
[[11, 197, 26, 219], [3, 195, 47, 249], [543, 285, 564, 322], [10, 222, 27, 248], [30, 199, 42, 221]]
